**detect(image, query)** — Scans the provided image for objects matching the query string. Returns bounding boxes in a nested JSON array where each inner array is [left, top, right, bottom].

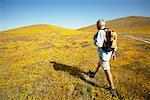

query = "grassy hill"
[[77, 16, 150, 35], [0, 24, 76, 35], [0, 20, 150, 99]]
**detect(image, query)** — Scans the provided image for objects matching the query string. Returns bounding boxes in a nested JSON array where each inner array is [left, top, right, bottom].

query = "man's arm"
[[111, 50, 116, 60], [111, 32, 117, 60]]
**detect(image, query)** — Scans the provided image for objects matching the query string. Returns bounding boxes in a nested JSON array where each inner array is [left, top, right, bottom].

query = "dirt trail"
[[125, 35, 150, 44]]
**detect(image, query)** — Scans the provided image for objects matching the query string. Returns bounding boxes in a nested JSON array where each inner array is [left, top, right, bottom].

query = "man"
[[89, 19, 117, 94]]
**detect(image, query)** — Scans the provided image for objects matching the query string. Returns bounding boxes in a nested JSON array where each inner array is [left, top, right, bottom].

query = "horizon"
[[1, 15, 149, 32], [1, 0, 150, 31]]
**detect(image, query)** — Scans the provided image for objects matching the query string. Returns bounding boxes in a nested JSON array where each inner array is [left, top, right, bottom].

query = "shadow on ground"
[[50, 61, 124, 99], [50, 61, 101, 87]]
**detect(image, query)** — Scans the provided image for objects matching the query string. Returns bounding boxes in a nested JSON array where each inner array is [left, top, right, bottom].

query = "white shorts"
[[98, 48, 112, 70], [99, 60, 110, 70]]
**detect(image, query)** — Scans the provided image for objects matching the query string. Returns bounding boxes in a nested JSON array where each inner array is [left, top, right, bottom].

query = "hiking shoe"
[[88, 70, 96, 78], [106, 87, 117, 96]]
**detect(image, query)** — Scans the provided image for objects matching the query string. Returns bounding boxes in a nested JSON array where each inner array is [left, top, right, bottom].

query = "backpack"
[[94, 28, 117, 52]]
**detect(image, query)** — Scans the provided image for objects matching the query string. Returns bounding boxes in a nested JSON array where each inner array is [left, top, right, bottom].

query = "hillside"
[[0, 20, 150, 99], [0, 24, 76, 35], [77, 16, 150, 34]]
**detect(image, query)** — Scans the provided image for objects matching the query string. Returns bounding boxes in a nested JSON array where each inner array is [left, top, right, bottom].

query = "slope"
[[77, 16, 150, 34], [0, 24, 75, 35], [0, 22, 149, 99]]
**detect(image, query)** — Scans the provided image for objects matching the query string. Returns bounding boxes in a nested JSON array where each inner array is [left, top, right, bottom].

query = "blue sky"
[[0, 0, 150, 31]]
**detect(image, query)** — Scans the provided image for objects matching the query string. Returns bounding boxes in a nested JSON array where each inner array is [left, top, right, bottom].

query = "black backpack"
[[94, 28, 115, 52]]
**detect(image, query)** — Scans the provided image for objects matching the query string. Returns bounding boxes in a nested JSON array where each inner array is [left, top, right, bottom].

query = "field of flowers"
[[0, 25, 149, 99]]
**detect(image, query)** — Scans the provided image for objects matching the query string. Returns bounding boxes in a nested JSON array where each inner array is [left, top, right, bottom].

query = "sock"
[[111, 86, 115, 89]]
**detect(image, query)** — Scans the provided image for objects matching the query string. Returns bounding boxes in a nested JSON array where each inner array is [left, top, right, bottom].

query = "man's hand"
[[111, 53, 116, 60]]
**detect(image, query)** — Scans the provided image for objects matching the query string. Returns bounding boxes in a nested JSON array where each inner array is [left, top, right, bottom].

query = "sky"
[[0, 0, 150, 31]]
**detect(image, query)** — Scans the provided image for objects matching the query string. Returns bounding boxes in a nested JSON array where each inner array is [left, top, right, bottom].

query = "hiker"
[[89, 19, 117, 94]]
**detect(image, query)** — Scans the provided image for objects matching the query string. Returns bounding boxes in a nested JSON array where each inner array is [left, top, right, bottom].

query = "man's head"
[[97, 19, 105, 30]]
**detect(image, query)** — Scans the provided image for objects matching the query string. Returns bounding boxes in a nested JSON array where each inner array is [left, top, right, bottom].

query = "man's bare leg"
[[89, 60, 102, 78], [95, 60, 102, 73], [104, 69, 115, 89]]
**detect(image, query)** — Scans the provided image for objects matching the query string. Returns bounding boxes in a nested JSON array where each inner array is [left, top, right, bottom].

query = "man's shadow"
[[50, 61, 123, 99], [50, 61, 103, 88]]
